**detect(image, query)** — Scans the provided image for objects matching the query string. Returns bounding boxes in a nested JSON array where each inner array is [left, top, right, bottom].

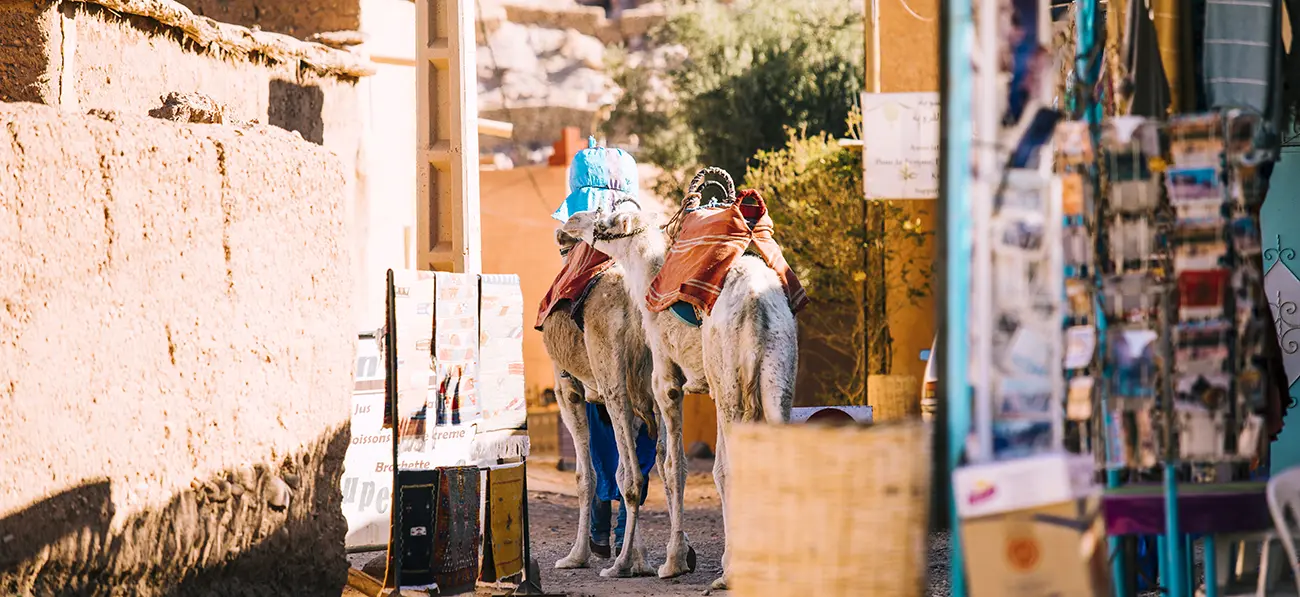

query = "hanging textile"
[[1125, 0, 1173, 116], [1151, 0, 1184, 111], [1203, 0, 1283, 120]]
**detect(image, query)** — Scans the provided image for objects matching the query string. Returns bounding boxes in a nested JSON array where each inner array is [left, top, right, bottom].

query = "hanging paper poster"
[[861, 92, 940, 199], [474, 274, 530, 462]]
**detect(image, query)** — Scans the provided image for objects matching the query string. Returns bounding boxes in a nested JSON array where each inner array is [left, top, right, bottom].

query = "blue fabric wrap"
[[551, 143, 641, 222], [585, 402, 656, 504]]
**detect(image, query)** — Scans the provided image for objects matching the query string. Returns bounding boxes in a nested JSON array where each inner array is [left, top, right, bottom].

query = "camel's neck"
[[613, 236, 666, 311]]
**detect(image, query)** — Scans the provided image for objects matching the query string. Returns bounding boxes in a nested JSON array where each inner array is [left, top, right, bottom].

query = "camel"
[[561, 184, 799, 590], [541, 227, 696, 579]]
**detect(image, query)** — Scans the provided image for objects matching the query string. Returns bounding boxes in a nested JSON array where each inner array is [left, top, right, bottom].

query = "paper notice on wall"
[[861, 92, 941, 199]]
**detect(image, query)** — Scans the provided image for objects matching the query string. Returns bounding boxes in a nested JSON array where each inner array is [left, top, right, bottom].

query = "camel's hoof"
[[632, 561, 657, 577], [710, 575, 729, 590], [600, 561, 634, 578], [555, 555, 589, 569], [657, 553, 691, 579], [687, 547, 698, 573]]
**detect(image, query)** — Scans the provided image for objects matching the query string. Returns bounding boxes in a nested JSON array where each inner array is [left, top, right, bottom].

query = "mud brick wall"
[[172, 0, 360, 39], [0, 0, 372, 329], [0, 103, 355, 597]]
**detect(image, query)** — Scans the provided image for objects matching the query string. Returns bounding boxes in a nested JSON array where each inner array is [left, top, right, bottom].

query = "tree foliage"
[[605, 0, 865, 198], [745, 118, 932, 403]]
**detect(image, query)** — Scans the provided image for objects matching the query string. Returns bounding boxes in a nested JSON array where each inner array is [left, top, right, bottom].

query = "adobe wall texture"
[[172, 0, 360, 39], [0, 103, 355, 596], [0, 0, 372, 329]]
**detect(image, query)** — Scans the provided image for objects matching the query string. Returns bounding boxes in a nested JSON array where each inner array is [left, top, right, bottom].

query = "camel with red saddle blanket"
[[562, 167, 807, 590], [538, 227, 699, 579]]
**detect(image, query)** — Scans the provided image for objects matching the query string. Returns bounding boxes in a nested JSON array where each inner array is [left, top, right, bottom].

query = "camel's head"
[[554, 227, 581, 260], [561, 209, 659, 256]]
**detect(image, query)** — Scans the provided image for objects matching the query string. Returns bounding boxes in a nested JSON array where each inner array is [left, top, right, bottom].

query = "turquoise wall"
[[1266, 145, 1300, 474]]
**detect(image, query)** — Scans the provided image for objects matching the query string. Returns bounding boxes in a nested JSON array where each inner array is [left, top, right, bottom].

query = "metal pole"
[[939, 0, 973, 593], [385, 269, 403, 594]]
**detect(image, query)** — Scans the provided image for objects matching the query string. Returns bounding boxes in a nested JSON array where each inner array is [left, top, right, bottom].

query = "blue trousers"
[[590, 474, 651, 549]]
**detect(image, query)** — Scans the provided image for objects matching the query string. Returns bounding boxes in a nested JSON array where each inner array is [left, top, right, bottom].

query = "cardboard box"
[[954, 454, 1112, 597], [960, 495, 1112, 597]]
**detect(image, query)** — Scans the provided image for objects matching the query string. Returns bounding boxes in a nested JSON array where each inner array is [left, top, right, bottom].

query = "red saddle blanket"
[[535, 241, 614, 330], [647, 189, 808, 316]]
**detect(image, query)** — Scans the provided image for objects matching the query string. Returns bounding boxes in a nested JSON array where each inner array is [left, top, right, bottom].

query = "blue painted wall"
[[1266, 145, 1300, 475]]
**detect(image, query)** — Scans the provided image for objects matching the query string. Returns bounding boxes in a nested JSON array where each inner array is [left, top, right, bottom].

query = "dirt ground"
[[348, 455, 957, 596]]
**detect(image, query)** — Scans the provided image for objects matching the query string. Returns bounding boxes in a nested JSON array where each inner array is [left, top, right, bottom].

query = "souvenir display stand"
[[941, 0, 1280, 593]]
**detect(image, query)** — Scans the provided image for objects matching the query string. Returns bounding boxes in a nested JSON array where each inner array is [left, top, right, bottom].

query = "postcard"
[[998, 214, 1047, 254], [1175, 372, 1231, 410], [1111, 179, 1161, 213], [1067, 376, 1094, 421], [1166, 167, 1222, 205], [992, 419, 1055, 460], [1064, 325, 1097, 369], [1238, 414, 1264, 459], [995, 376, 1055, 420], [1003, 321, 1055, 376], [1109, 327, 1160, 399], [1178, 406, 1224, 460], [1109, 217, 1153, 267], [1230, 217, 1262, 254], [1054, 121, 1095, 164], [1064, 225, 1092, 267], [1177, 269, 1229, 321], [1060, 172, 1085, 216], [1067, 279, 1093, 318]]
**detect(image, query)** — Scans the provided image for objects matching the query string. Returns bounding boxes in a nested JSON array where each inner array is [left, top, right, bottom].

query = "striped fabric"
[[647, 190, 809, 316], [1202, 0, 1282, 117], [534, 241, 614, 330]]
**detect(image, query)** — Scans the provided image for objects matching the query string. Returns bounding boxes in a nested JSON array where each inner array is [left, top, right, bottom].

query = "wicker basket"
[[726, 420, 932, 597], [868, 374, 921, 422]]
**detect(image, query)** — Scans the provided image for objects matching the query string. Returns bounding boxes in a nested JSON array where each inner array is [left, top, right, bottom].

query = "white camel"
[[541, 228, 696, 579], [562, 189, 798, 590]]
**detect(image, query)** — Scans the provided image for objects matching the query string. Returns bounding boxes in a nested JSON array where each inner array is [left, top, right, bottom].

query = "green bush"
[[605, 0, 864, 199], [744, 119, 932, 403]]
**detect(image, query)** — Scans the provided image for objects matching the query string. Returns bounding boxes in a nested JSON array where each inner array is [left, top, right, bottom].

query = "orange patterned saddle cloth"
[[535, 241, 614, 331], [647, 189, 808, 317]]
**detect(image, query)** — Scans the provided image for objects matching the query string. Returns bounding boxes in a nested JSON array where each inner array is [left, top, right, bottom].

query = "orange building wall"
[[480, 165, 568, 402]]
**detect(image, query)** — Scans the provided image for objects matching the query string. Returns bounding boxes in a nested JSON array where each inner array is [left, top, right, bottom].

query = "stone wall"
[[0, 0, 373, 329], [0, 103, 355, 596], [173, 0, 360, 39]]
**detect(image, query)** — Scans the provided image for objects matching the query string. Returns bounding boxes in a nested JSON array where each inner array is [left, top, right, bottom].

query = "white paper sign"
[[861, 92, 941, 199]]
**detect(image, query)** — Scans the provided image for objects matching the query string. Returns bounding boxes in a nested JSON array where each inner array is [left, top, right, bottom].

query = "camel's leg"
[[652, 364, 692, 579], [554, 371, 595, 569], [600, 396, 654, 578], [706, 368, 744, 591]]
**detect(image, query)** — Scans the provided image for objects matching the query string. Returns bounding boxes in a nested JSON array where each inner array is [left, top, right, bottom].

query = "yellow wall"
[[876, 0, 940, 381]]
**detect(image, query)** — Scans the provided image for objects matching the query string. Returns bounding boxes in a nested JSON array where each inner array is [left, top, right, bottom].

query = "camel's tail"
[[742, 289, 797, 424]]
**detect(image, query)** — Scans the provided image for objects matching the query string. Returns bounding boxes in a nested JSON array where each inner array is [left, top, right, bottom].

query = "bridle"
[[589, 192, 647, 242]]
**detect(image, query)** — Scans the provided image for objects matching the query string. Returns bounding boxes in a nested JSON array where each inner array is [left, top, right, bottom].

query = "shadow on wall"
[[268, 79, 325, 145], [0, 427, 351, 597]]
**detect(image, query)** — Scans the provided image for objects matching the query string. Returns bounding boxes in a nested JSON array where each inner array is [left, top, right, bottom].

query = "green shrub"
[[744, 118, 932, 402], [605, 0, 864, 199]]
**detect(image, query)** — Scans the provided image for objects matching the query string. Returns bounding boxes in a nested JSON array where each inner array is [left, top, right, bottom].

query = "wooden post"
[[417, 0, 482, 274]]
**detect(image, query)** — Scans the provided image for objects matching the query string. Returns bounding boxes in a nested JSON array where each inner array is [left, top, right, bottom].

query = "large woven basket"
[[867, 374, 921, 422], [726, 420, 932, 597]]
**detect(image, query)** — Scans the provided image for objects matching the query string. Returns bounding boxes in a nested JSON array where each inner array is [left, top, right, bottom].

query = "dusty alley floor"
[[348, 455, 955, 596]]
